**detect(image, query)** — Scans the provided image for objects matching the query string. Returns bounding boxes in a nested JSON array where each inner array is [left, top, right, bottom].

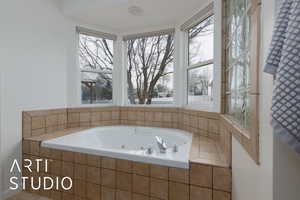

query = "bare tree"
[[79, 34, 114, 103], [127, 34, 174, 104]]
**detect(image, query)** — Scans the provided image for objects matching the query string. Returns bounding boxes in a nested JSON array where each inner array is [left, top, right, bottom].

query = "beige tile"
[[169, 167, 189, 184], [62, 161, 74, 178], [74, 180, 86, 197], [112, 111, 120, 120], [91, 112, 102, 122], [213, 190, 231, 200], [50, 160, 62, 176], [74, 153, 87, 165], [68, 113, 79, 123], [133, 174, 149, 196], [150, 165, 168, 180], [116, 190, 131, 200], [86, 182, 101, 200], [190, 163, 212, 188], [31, 128, 45, 136], [116, 171, 132, 191], [32, 116, 45, 130], [169, 182, 189, 200], [145, 112, 154, 121], [162, 112, 172, 122], [102, 186, 116, 200], [62, 151, 74, 162], [133, 162, 150, 176], [190, 116, 198, 128], [74, 164, 86, 181], [101, 168, 116, 188], [150, 178, 168, 200], [198, 117, 208, 131], [133, 193, 149, 200], [30, 141, 40, 156], [102, 157, 116, 169], [61, 192, 74, 200], [58, 114, 67, 125], [137, 111, 145, 121], [190, 185, 212, 200], [87, 154, 101, 168], [79, 112, 90, 122], [87, 166, 101, 184], [116, 159, 132, 173], [50, 149, 62, 160], [102, 111, 112, 121], [121, 111, 128, 120], [128, 111, 137, 121], [153, 112, 162, 122], [213, 167, 231, 192], [208, 119, 219, 134], [51, 190, 62, 200], [46, 115, 58, 127], [40, 147, 51, 158]]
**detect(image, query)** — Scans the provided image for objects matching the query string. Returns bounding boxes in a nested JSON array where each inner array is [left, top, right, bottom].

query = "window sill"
[[221, 114, 251, 139], [72, 103, 115, 108], [184, 103, 217, 113]]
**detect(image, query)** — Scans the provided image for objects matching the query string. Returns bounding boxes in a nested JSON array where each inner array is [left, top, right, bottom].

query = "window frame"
[[122, 30, 177, 106], [183, 6, 216, 110], [76, 27, 117, 106], [221, 0, 261, 163]]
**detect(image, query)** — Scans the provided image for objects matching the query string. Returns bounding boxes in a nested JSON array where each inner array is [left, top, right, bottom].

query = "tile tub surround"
[[22, 107, 221, 141], [22, 138, 232, 200], [22, 106, 231, 165]]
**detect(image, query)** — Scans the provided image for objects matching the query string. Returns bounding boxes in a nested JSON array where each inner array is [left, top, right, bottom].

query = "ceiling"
[[61, 0, 212, 34]]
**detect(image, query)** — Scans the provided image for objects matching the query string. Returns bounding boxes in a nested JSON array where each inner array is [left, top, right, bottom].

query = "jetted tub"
[[41, 126, 192, 168]]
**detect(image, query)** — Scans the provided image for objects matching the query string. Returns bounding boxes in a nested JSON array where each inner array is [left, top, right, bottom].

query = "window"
[[78, 32, 114, 104], [126, 33, 174, 105], [224, 0, 252, 129], [187, 15, 214, 105], [222, 0, 261, 163]]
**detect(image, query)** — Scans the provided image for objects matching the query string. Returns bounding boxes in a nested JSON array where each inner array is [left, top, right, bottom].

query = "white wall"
[[0, 0, 72, 198], [272, 0, 300, 199], [0, 1, 120, 198], [274, 136, 300, 200], [231, 0, 275, 200]]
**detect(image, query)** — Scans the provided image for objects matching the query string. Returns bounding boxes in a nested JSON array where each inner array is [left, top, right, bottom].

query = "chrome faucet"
[[155, 136, 167, 153]]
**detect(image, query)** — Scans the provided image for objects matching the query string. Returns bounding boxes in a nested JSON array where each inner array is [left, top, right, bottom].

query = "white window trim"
[[122, 31, 178, 107], [181, 3, 221, 112], [76, 28, 117, 106]]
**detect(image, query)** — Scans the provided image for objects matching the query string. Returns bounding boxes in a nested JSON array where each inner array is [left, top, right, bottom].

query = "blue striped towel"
[[264, 0, 300, 154]]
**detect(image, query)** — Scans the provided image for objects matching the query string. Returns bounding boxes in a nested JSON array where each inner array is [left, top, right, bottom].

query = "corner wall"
[[0, 0, 71, 197], [231, 0, 275, 199]]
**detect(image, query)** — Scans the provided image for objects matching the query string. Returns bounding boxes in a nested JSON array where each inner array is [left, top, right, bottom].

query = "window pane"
[[225, 0, 252, 129], [188, 64, 213, 104], [127, 34, 174, 105], [79, 33, 113, 104], [188, 15, 214, 65], [81, 71, 112, 104]]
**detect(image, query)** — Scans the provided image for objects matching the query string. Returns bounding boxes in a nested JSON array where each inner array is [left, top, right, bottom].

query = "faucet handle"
[[146, 147, 153, 154]]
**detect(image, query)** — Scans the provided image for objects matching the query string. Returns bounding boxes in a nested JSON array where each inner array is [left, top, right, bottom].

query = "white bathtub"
[[41, 126, 192, 168]]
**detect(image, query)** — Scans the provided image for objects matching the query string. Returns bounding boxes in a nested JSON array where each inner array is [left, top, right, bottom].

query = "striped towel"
[[264, 0, 300, 154]]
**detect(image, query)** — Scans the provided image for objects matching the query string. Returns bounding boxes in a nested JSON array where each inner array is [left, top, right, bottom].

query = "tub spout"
[[155, 136, 167, 153]]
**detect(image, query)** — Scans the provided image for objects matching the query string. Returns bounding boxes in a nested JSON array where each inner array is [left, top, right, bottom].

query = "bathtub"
[[41, 126, 192, 168]]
